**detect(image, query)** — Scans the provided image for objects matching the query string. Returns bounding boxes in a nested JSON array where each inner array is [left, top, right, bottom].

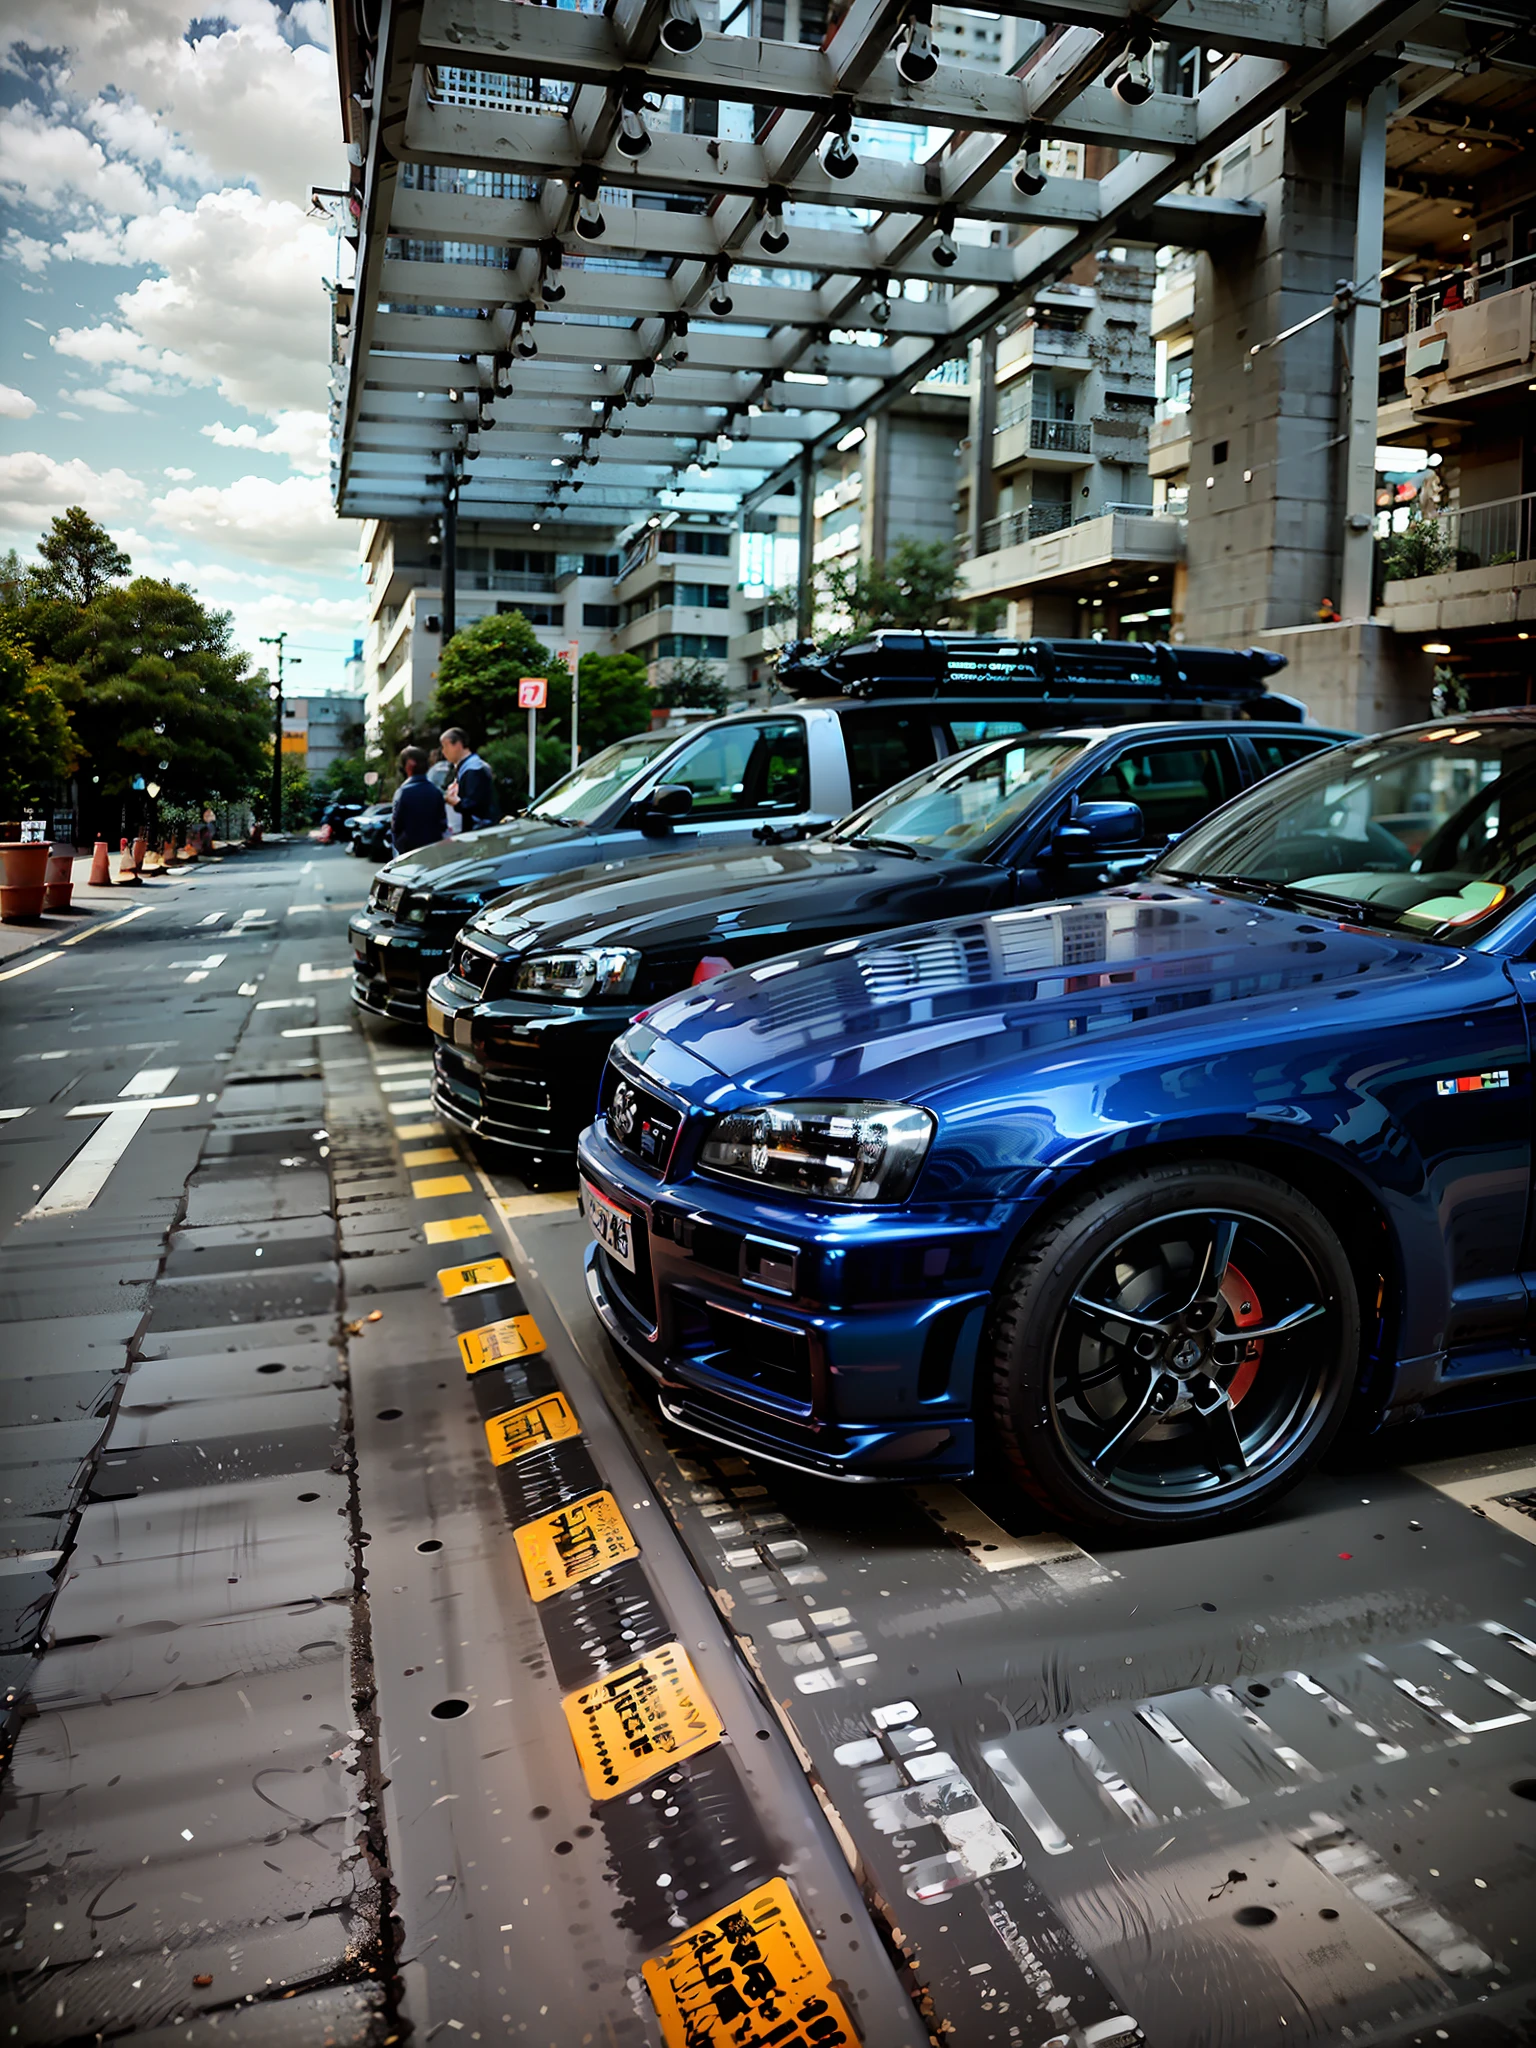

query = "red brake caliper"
[[1218, 1264, 1265, 1405]]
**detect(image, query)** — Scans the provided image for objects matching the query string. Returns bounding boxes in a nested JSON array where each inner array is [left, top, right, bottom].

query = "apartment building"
[[610, 517, 749, 696]]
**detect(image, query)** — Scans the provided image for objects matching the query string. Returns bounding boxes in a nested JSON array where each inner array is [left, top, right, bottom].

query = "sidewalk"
[[0, 853, 192, 969]]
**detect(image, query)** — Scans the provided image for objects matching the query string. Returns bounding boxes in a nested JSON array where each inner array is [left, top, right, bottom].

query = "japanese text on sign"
[[562, 1641, 722, 1798], [642, 1878, 856, 2048], [514, 1489, 639, 1601], [518, 675, 548, 709], [459, 1314, 546, 1375], [484, 1391, 578, 1465]]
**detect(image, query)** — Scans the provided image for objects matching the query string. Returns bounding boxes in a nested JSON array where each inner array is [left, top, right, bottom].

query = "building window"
[[673, 583, 730, 609], [583, 604, 619, 628], [661, 530, 731, 558], [497, 602, 564, 627], [656, 634, 729, 660], [583, 552, 620, 577]]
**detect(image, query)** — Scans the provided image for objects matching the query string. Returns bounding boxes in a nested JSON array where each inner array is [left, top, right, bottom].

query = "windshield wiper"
[[847, 834, 926, 860], [1165, 869, 1401, 931], [525, 809, 584, 828]]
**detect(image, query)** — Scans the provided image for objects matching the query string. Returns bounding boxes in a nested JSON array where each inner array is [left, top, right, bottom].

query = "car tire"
[[986, 1158, 1360, 1536]]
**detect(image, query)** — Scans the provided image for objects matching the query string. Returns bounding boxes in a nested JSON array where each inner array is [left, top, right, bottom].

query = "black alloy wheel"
[[988, 1160, 1360, 1535]]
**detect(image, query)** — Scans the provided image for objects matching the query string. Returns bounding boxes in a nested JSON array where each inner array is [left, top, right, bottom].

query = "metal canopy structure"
[[331, 0, 1494, 535]]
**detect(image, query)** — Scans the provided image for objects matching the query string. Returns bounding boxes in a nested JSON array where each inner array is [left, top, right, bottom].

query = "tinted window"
[[835, 738, 1088, 857], [663, 720, 809, 816], [532, 731, 676, 823], [945, 718, 1026, 749], [841, 711, 939, 807], [1249, 733, 1336, 778], [1079, 741, 1238, 841]]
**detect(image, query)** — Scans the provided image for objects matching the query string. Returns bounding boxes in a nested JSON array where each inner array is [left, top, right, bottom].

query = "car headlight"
[[700, 1100, 934, 1204], [405, 897, 428, 925], [512, 947, 641, 1001]]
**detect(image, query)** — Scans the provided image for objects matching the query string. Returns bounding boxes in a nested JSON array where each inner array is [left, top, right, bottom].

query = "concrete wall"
[[1254, 621, 1434, 734]]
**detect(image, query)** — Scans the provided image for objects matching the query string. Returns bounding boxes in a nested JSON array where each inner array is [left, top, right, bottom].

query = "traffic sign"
[[518, 675, 548, 709]]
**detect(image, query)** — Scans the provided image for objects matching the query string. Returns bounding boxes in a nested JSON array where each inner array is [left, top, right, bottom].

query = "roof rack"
[[776, 632, 1288, 704]]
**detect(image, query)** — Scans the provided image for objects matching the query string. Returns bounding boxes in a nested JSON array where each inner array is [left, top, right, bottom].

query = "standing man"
[[439, 727, 498, 834], [391, 746, 449, 854]]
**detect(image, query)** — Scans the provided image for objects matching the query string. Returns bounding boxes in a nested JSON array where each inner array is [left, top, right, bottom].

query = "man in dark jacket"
[[440, 726, 498, 834], [391, 746, 448, 854]]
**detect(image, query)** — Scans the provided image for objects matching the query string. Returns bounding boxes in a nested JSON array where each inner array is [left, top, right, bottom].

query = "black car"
[[347, 635, 1298, 1024], [349, 802, 394, 859], [318, 799, 365, 842], [425, 719, 1351, 1168]]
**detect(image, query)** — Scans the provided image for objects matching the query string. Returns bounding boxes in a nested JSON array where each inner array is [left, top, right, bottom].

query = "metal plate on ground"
[[561, 1639, 724, 1798], [641, 1876, 859, 2048], [485, 1390, 580, 1464], [514, 1489, 640, 1601], [459, 1314, 546, 1375]]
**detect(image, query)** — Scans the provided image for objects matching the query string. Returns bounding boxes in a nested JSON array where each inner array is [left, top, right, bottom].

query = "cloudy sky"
[[0, 1, 362, 691]]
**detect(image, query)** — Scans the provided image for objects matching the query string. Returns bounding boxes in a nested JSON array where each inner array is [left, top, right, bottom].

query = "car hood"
[[380, 814, 594, 895], [471, 840, 932, 952], [624, 885, 1483, 1111]]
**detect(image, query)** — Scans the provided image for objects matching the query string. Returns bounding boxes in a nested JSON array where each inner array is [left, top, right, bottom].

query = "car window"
[[1248, 733, 1337, 778], [1078, 741, 1239, 842], [531, 731, 676, 823], [662, 719, 809, 817], [944, 718, 1027, 750], [832, 737, 1089, 857], [1160, 727, 1536, 937], [840, 710, 940, 808]]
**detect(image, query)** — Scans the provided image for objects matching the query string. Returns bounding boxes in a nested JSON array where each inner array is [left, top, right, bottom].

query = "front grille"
[[599, 1062, 682, 1175], [436, 1043, 555, 1146], [675, 1295, 812, 1408]]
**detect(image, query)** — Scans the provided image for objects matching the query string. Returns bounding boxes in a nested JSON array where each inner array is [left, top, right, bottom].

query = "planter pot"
[[131, 835, 148, 870], [43, 847, 74, 912], [0, 841, 50, 922]]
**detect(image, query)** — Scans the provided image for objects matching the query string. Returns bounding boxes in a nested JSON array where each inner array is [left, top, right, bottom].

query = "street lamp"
[[259, 634, 300, 832]]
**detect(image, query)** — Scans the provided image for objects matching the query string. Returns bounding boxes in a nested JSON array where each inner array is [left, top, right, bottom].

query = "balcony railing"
[[993, 409, 1091, 451], [977, 501, 1163, 554], [1384, 491, 1536, 579]]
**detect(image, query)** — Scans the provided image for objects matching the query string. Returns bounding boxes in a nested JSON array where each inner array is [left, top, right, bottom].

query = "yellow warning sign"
[[403, 1146, 458, 1167], [437, 1256, 512, 1301], [515, 1491, 639, 1601], [642, 1878, 858, 2048], [412, 1173, 473, 1198], [424, 1214, 491, 1244], [459, 1315, 546, 1375], [562, 1641, 723, 1800], [484, 1391, 579, 1465]]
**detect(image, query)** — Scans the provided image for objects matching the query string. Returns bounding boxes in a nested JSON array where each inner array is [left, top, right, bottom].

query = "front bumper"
[[426, 973, 627, 1160], [348, 909, 448, 1023], [574, 1117, 1014, 1483]]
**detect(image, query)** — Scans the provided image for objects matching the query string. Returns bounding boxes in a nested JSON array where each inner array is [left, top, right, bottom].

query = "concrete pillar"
[[795, 448, 816, 639], [1339, 84, 1390, 622], [1183, 97, 1362, 645], [966, 329, 998, 561], [859, 416, 890, 566]]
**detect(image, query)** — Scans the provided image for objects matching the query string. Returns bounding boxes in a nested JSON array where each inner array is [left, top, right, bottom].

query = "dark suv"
[[347, 635, 1298, 1023]]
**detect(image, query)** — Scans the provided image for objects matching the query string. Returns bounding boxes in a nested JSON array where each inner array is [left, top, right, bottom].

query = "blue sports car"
[[575, 712, 1536, 1534]]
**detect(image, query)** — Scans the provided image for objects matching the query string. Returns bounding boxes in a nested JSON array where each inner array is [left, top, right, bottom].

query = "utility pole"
[[441, 463, 459, 644], [260, 633, 300, 833]]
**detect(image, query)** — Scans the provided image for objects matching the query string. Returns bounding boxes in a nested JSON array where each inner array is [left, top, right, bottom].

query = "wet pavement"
[[1, 842, 1534, 2047]]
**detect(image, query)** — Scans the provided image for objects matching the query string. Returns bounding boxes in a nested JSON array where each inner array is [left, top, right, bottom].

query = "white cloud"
[[54, 188, 334, 417], [0, 384, 38, 419], [163, 465, 194, 481], [0, 103, 171, 218], [5, 231, 52, 273], [0, 450, 145, 548], [203, 409, 328, 474], [72, 388, 140, 413], [151, 472, 352, 573]]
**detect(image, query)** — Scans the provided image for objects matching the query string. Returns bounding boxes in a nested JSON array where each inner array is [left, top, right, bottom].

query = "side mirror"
[[639, 782, 694, 834], [1048, 800, 1145, 860]]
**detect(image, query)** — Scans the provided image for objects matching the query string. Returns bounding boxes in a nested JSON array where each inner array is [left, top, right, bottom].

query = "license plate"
[[374, 931, 392, 949], [425, 996, 447, 1036], [583, 1178, 635, 1272]]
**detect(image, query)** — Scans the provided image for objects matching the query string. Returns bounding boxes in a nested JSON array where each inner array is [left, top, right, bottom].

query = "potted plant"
[[1, 827, 51, 921]]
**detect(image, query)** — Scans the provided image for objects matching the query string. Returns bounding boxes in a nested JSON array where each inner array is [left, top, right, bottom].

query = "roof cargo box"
[[777, 632, 1296, 717]]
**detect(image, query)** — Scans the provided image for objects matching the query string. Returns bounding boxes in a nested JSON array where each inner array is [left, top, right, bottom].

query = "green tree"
[[565, 651, 653, 751], [279, 753, 320, 828], [50, 578, 271, 811], [0, 634, 78, 813], [820, 536, 1003, 643], [32, 506, 132, 606], [1378, 512, 1454, 585], [321, 751, 371, 804], [652, 653, 729, 718], [430, 611, 572, 754]]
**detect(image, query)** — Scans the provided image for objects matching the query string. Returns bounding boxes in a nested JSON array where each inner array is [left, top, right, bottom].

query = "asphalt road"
[[2, 841, 1535, 2048]]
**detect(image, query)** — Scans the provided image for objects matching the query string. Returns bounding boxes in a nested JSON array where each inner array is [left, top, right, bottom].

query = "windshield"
[[1158, 724, 1536, 938], [831, 736, 1089, 857], [529, 730, 678, 823]]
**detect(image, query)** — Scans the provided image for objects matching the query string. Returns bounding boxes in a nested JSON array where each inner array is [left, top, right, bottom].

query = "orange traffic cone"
[[113, 837, 142, 886], [140, 842, 166, 875], [88, 838, 111, 886]]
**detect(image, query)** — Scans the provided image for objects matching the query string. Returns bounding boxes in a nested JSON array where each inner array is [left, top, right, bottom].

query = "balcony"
[[1150, 265, 1196, 341], [980, 505, 1074, 551], [1148, 407, 1191, 478], [996, 323, 1094, 380], [992, 412, 1093, 471], [1404, 281, 1535, 411], [1377, 490, 1536, 636], [960, 506, 1183, 600]]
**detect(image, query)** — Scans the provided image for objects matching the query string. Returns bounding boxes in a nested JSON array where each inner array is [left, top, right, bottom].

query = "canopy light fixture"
[[708, 255, 734, 316], [659, 0, 702, 54], [617, 84, 652, 159], [1115, 34, 1155, 105], [894, 4, 938, 84], [822, 107, 858, 180], [932, 206, 957, 268], [760, 184, 789, 255], [1013, 126, 1046, 196], [538, 237, 565, 303], [572, 169, 605, 242], [631, 359, 656, 406]]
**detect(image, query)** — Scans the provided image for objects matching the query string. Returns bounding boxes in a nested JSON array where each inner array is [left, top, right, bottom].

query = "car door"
[[1046, 735, 1246, 892], [642, 717, 817, 854]]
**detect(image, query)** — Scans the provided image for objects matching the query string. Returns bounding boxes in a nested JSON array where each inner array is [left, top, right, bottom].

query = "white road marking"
[[26, 1065, 201, 1218], [389, 1098, 437, 1116], [0, 952, 64, 982], [280, 1024, 353, 1038], [298, 962, 349, 982], [1410, 1447, 1536, 1549], [375, 1060, 434, 1076], [0, 1108, 30, 1123], [198, 911, 225, 926], [379, 1074, 432, 1090], [286, 904, 323, 915], [238, 982, 259, 996], [256, 998, 315, 1010]]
